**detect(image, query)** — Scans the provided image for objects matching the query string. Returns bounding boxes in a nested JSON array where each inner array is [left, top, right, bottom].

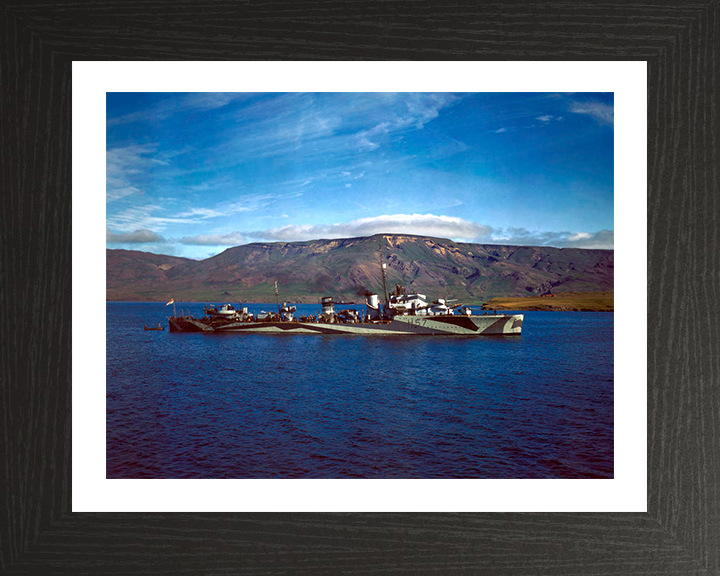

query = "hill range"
[[106, 233, 613, 306]]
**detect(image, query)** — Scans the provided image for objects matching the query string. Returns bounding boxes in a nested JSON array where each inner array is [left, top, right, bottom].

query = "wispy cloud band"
[[569, 101, 614, 125], [177, 214, 614, 250], [493, 227, 613, 249], [180, 232, 247, 246], [246, 214, 492, 243], [106, 227, 166, 244]]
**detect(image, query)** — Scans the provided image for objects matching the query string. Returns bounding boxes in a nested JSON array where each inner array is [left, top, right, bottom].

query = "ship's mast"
[[378, 244, 388, 307], [274, 280, 281, 312]]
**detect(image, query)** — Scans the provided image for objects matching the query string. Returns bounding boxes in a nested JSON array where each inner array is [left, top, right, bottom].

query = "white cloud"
[[355, 122, 390, 151], [494, 127, 507, 134], [109, 93, 461, 177], [403, 93, 453, 129], [536, 115, 562, 123], [223, 192, 295, 215], [106, 143, 200, 203], [107, 93, 250, 127], [567, 232, 591, 241], [174, 207, 225, 219], [112, 214, 613, 251], [107, 204, 200, 232], [566, 229, 613, 249], [182, 93, 241, 111], [106, 185, 144, 202], [569, 101, 614, 125], [206, 216, 614, 249], [249, 214, 493, 243], [494, 227, 614, 249], [180, 232, 247, 246], [227, 93, 459, 161], [106, 227, 166, 244], [107, 192, 301, 240], [106, 144, 157, 202]]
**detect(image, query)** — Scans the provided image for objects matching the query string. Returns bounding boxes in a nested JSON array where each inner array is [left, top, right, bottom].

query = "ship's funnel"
[[321, 296, 335, 316], [366, 294, 380, 320]]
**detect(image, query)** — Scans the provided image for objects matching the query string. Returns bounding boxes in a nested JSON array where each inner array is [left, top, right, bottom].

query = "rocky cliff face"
[[106, 234, 613, 303]]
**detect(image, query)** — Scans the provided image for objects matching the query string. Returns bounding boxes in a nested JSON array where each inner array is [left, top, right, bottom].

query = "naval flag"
[[166, 298, 175, 306]]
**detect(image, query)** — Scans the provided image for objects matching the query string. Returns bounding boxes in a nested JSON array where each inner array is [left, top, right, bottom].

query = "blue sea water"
[[106, 302, 613, 479]]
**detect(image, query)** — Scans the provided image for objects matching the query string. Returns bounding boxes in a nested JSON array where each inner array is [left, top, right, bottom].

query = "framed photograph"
[[102, 87, 619, 491], [78, 62, 643, 515], [4, 3, 718, 574]]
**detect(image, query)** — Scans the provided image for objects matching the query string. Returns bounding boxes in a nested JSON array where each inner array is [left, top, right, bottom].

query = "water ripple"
[[107, 302, 614, 479]]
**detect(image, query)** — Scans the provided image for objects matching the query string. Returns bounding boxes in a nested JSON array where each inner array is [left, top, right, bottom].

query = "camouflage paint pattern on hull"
[[169, 313, 523, 336]]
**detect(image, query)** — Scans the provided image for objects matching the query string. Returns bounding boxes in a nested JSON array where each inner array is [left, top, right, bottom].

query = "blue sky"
[[106, 92, 614, 259]]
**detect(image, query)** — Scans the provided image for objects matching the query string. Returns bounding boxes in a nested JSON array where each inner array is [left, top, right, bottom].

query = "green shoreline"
[[481, 292, 614, 312]]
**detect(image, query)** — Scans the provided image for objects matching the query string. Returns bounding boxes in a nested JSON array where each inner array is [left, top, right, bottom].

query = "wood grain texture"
[[1, 1, 718, 574]]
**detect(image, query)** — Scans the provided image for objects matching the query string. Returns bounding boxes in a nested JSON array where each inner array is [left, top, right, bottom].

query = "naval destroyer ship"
[[168, 281, 523, 336]]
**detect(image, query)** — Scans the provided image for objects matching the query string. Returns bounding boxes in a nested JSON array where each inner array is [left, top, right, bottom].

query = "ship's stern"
[[168, 317, 214, 332]]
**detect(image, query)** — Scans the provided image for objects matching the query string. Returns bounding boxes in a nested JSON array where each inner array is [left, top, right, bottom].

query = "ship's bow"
[[471, 313, 523, 335]]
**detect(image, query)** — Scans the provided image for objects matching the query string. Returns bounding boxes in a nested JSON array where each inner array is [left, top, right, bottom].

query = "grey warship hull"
[[169, 313, 523, 336]]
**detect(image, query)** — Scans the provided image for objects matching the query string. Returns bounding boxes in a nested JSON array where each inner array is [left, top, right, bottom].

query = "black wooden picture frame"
[[2, 2, 718, 574]]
